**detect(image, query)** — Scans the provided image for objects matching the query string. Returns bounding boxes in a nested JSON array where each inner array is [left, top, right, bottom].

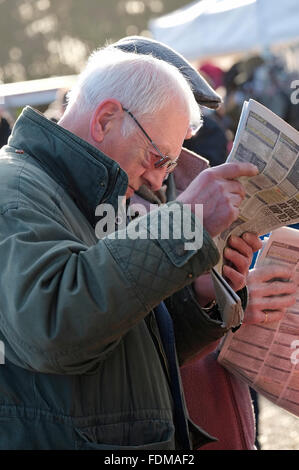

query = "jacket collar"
[[9, 106, 128, 227]]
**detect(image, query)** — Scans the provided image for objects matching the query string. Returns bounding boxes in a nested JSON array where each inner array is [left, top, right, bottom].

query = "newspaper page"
[[217, 226, 299, 417], [215, 99, 299, 266]]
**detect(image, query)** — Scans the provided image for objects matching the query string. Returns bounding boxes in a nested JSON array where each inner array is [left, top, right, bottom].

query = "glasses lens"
[[155, 157, 178, 173], [154, 156, 171, 169], [166, 162, 177, 174]]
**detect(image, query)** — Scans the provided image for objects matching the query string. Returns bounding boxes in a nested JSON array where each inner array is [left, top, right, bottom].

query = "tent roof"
[[0, 75, 77, 109], [149, 0, 299, 61]]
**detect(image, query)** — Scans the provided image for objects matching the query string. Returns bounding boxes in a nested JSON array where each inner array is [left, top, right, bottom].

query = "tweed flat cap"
[[112, 36, 222, 109]]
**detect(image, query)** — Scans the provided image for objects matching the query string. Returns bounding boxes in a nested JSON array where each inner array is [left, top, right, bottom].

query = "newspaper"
[[211, 268, 244, 329], [215, 99, 299, 266], [217, 226, 299, 417]]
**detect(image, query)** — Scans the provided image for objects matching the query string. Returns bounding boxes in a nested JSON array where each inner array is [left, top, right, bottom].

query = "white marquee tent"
[[0, 75, 77, 110], [149, 0, 299, 61]]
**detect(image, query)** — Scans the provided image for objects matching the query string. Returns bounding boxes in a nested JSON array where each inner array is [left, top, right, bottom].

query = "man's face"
[[99, 101, 190, 198]]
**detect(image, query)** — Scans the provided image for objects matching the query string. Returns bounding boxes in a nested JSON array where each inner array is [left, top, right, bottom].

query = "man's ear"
[[90, 99, 122, 144]]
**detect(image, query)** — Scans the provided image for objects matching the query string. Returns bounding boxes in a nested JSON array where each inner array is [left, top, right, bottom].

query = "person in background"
[[183, 113, 228, 167], [181, 263, 297, 450]]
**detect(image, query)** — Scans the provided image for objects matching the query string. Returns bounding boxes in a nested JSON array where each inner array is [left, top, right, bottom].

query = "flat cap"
[[112, 36, 222, 109]]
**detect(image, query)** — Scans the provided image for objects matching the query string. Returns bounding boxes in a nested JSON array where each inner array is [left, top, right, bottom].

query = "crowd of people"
[[185, 51, 299, 165], [0, 36, 297, 451]]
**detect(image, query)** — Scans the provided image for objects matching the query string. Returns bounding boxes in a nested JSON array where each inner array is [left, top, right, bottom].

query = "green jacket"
[[0, 107, 227, 450]]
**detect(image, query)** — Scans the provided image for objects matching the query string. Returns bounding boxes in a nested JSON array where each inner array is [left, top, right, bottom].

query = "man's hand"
[[177, 162, 259, 238], [193, 232, 262, 306], [222, 232, 262, 291], [244, 265, 297, 324]]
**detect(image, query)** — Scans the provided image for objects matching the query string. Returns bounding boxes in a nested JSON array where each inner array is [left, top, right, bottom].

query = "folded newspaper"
[[211, 268, 244, 329], [215, 99, 299, 268], [218, 226, 299, 417]]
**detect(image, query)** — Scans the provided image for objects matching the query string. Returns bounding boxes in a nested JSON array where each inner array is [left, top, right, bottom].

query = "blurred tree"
[[0, 0, 192, 83]]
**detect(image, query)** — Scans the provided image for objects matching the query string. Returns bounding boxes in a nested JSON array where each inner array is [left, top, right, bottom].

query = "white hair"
[[66, 46, 202, 136]]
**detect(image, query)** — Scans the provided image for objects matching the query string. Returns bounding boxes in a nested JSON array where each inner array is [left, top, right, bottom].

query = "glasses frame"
[[122, 107, 178, 174]]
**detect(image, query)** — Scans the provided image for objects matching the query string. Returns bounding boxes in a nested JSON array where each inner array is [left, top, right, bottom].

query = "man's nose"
[[142, 168, 167, 192]]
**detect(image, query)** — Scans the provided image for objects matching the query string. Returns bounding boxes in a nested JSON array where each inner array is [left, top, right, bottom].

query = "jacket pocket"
[[74, 420, 175, 450]]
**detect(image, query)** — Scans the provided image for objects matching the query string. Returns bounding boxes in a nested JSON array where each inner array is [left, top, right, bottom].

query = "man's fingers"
[[244, 294, 296, 325], [227, 235, 255, 258], [260, 309, 286, 324], [241, 232, 263, 252], [223, 248, 249, 274], [249, 265, 295, 283], [245, 263, 297, 326], [222, 265, 246, 291], [248, 282, 297, 300], [222, 180, 246, 197], [263, 281, 297, 297], [210, 162, 259, 180], [249, 293, 296, 310], [179, 162, 258, 238], [227, 193, 244, 209], [223, 234, 262, 287], [244, 308, 285, 325]]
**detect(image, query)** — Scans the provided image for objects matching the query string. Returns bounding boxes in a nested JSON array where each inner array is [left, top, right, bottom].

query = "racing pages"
[[215, 98, 299, 265], [218, 227, 299, 417]]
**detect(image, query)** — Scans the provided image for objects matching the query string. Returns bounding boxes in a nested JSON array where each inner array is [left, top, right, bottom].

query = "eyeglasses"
[[122, 106, 179, 174]]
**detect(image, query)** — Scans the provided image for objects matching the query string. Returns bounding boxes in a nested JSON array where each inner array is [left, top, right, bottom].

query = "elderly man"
[[0, 43, 259, 450]]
